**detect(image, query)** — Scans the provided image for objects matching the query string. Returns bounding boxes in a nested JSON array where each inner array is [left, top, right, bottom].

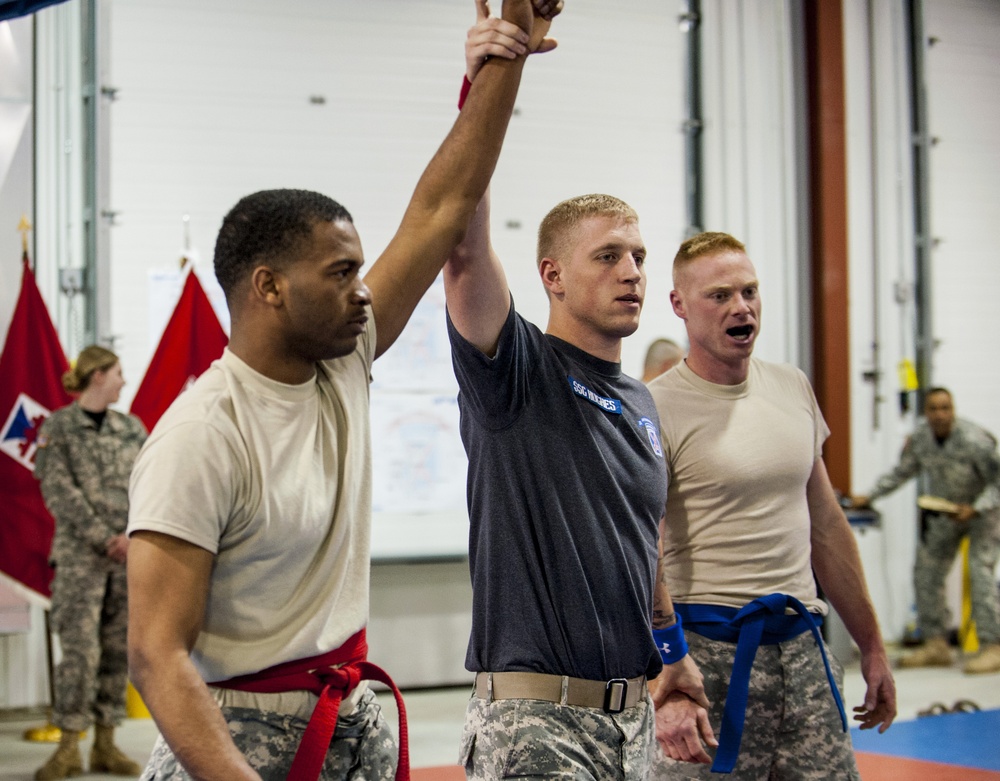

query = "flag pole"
[[11, 217, 68, 744], [180, 213, 191, 270], [17, 214, 32, 266], [17, 214, 62, 743]]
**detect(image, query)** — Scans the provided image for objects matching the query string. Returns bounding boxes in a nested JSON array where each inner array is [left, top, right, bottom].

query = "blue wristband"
[[652, 616, 688, 664]]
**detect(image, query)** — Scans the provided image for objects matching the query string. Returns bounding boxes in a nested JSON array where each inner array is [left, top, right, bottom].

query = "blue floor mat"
[[851, 708, 1000, 771]]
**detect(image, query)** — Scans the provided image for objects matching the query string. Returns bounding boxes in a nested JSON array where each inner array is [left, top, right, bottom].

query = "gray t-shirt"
[[448, 304, 667, 681]]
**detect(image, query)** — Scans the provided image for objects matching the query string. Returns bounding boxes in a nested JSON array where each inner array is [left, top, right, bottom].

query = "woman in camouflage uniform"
[[33, 345, 147, 780]]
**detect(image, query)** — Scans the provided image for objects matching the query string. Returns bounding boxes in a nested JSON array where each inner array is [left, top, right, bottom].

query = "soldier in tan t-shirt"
[[647, 232, 896, 779], [125, 6, 562, 781]]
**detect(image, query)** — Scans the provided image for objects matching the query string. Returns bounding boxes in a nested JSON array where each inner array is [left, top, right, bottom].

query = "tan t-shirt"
[[647, 358, 829, 613], [128, 320, 376, 683]]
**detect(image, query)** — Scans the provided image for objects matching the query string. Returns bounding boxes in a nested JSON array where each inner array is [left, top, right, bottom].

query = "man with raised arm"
[[444, 22, 711, 779], [648, 232, 896, 779], [125, 4, 558, 780]]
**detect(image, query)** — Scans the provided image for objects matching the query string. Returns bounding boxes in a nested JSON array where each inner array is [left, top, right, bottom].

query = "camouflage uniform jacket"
[[868, 417, 1000, 515], [35, 403, 147, 564]]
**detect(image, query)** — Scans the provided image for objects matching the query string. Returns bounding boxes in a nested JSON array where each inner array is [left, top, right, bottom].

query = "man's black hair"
[[214, 189, 353, 298]]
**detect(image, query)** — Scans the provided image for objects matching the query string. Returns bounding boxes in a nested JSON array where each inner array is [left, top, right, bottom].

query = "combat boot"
[[34, 729, 83, 780], [90, 724, 142, 776], [899, 635, 953, 668], [964, 643, 1000, 675]]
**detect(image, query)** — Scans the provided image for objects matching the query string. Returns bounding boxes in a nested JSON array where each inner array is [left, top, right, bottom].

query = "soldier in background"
[[33, 345, 147, 780], [641, 338, 684, 383], [853, 387, 1000, 674]]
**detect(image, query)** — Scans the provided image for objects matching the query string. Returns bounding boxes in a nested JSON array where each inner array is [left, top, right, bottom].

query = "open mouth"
[[618, 294, 641, 305], [726, 325, 754, 341]]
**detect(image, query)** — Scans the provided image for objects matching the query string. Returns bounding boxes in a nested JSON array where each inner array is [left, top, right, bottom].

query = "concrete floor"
[[2, 650, 999, 779]]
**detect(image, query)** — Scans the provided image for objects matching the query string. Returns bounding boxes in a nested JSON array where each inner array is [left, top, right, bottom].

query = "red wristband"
[[458, 75, 472, 110]]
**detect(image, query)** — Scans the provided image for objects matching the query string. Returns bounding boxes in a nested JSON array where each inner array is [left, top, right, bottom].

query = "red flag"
[[0, 255, 72, 600], [130, 269, 227, 432]]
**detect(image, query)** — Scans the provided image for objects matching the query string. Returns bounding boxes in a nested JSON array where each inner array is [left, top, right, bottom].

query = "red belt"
[[210, 629, 408, 781]]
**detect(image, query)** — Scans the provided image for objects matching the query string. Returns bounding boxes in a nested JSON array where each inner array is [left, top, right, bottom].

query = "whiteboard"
[[369, 276, 469, 560], [110, 1, 686, 561]]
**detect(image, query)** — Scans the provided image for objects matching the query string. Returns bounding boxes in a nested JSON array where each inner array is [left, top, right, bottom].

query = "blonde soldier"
[[649, 233, 895, 779], [443, 17, 711, 777], [34, 345, 147, 780]]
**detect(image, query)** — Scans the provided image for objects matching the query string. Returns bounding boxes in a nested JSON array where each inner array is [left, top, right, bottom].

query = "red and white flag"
[[130, 269, 227, 432], [0, 254, 71, 601]]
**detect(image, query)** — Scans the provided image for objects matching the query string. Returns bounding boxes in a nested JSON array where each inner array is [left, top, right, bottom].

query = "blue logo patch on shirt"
[[568, 376, 622, 415], [638, 416, 664, 458]]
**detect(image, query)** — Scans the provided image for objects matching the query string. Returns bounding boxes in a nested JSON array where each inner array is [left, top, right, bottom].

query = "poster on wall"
[[370, 275, 469, 560]]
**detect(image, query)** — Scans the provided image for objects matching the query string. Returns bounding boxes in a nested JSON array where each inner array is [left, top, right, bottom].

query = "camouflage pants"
[[140, 687, 396, 780], [916, 510, 1000, 642], [49, 553, 129, 732], [460, 689, 655, 780], [652, 631, 858, 780]]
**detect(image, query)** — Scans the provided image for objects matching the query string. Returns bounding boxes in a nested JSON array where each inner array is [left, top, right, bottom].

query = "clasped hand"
[[649, 654, 717, 765]]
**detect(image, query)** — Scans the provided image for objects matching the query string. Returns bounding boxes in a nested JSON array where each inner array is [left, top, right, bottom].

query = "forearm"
[[810, 459, 886, 654], [867, 467, 912, 502], [650, 532, 708, 709], [417, 0, 536, 217], [866, 447, 920, 501], [809, 458, 896, 729], [652, 549, 678, 629], [126, 531, 246, 778], [131, 647, 258, 781], [384, 52, 527, 276], [812, 517, 885, 655]]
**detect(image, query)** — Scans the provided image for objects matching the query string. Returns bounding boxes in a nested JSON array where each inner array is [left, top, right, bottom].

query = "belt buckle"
[[603, 678, 629, 714]]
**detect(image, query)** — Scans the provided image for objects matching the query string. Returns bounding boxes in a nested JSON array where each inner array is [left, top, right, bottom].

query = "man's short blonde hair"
[[537, 194, 638, 267], [672, 231, 746, 286]]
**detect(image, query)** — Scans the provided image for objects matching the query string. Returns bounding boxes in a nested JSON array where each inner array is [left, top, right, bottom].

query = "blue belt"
[[676, 595, 847, 774]]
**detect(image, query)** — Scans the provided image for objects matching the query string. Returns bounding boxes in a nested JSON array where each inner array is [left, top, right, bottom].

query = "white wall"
[[699, 0, 809, 366], [923, 0, 1000, 438], [843, 0, 922, 642], [102, 0, 687, 401], [843, 0, 1000, 641], [0, 15, 36, 341], [0, 12, 54, 711]]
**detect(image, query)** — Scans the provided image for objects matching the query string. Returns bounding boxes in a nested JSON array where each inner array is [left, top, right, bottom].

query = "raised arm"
[[364, 0, 556, 359], [443, 1, 558, 355], [127, 532, 259, 781], [808, 458, 896, 733], [851, 438, 919, 507]]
